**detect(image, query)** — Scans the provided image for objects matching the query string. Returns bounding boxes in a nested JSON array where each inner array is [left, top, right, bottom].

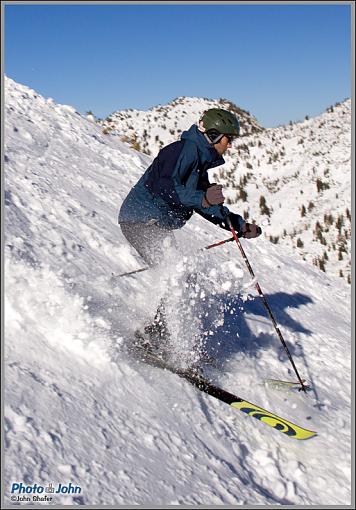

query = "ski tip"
[[231, 401, 318, 440]]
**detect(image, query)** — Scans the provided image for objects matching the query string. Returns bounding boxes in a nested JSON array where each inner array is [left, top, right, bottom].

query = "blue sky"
[[4, 3, 352, 127]]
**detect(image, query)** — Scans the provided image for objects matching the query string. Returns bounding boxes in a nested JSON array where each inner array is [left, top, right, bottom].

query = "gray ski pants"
[[119, 221, 177, 268]]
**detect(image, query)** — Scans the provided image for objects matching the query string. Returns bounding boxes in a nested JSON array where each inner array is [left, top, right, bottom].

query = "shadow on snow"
[[201, 291, 313, 367]]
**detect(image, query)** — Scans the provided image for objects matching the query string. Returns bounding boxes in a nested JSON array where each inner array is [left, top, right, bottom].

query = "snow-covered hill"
[[99, 96, 351, 284], [4, 77, 352, 506], [99, 96, 263, 156]]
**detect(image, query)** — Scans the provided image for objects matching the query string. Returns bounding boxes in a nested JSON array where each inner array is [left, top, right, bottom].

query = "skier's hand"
[[202, 184, 225, 207], [242, 222, 262, 239]]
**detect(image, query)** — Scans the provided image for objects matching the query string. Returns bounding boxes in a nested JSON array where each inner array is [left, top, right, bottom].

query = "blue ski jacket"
[[118, 124, 245, 232]]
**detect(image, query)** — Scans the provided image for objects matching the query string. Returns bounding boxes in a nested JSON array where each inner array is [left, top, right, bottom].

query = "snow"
[[4, 76, 352, 505]]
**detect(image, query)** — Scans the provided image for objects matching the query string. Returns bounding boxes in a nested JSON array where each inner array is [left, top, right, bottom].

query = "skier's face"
[[214, 135, 232, 155]]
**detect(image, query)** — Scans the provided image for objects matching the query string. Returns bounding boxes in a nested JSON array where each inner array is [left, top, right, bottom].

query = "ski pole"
[[114, 238, 235, 279], [116, 234, 243, 275], [112, 266, 150, 279], [205, 236, 235, 250], [225, 215, 308, 393]]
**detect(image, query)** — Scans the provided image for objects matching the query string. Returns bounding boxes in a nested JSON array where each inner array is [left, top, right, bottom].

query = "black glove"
[[218, 213, 245, 234], [242, 222, 262, 239]]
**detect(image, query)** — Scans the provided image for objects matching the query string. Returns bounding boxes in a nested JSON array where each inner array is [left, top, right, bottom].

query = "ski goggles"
[[225, 134, 238, 144]]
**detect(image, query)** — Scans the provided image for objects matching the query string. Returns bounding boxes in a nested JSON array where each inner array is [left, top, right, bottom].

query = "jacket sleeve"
[[195, 206, 246, 232]]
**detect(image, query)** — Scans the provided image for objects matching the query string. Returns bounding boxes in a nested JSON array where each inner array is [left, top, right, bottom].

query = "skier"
[[118, 108, 261, 355]]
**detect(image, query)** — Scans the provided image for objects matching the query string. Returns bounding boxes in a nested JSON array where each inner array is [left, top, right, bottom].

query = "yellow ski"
[[231, 401, 317, 440]]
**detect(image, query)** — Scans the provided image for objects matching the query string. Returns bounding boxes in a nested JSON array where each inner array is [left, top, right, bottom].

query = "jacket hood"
[[180, 125, 225, 169]]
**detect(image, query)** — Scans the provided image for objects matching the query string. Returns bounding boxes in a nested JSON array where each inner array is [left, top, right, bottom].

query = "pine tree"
[[259, 195, 271, 216]]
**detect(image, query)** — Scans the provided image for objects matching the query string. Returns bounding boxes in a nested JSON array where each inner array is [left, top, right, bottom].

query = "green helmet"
[[200, 108, 240, 143]]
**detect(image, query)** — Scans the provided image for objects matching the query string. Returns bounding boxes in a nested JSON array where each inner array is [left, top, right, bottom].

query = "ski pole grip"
[[225, 215, 233, 229], [225, 214, 243, 238], [219, 207, 243, 238], [219, 206, 233, 230]]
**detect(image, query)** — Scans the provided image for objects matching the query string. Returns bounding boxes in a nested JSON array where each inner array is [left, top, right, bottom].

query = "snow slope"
[[4, 77, 352, 506]]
